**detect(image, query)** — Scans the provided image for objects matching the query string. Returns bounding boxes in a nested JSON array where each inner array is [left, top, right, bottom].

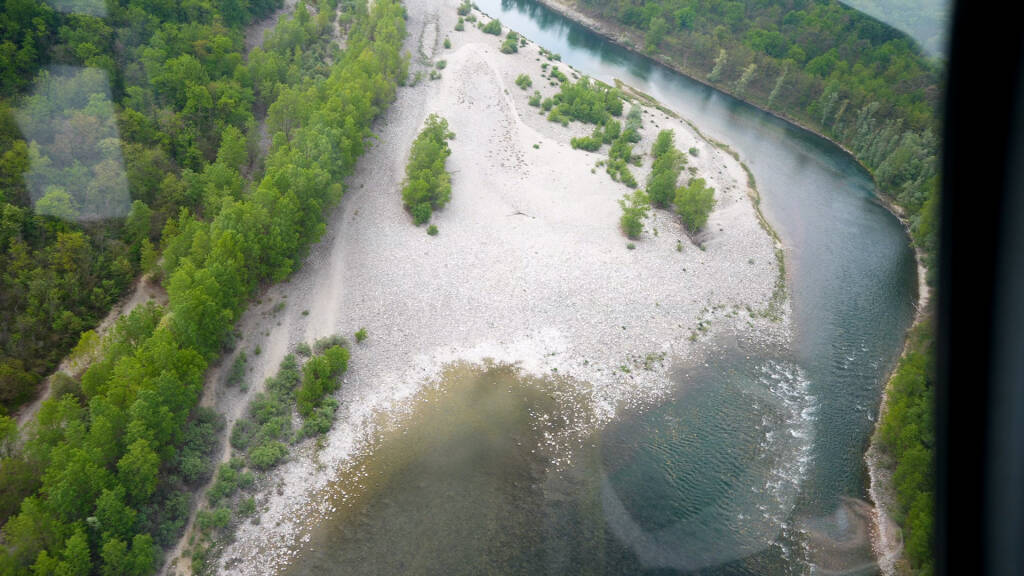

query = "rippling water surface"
[[281, 1, 917, 573]]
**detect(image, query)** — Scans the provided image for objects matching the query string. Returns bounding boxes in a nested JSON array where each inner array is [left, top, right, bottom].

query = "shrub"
[[675, 177, 716, 232], [427, 224, 439, 236], [208, 464, 239, 504], [619, 190, 650, 239], [602, 119, 621, 143], [230, 418, 256, 452], [314, 335, 347, 353], [299, 397, 338, 438], [227, 352, 247, 387], [457, 0, 472, 15], [546, 77, 621, 125], [570, 129, 604, 152], [501, 31, 520, 54], [455, 18, 465, 31], [528, 91, 542, 106], [197, 507, 231, 533], [689, 147, 699, 156], [402, 115, 455, 225], [444, 37, 451, 48], [296, 346, 350, 417], [541, 97, 554, 111], [435, 60, 447, 69], [646, 130, 684, 207], [249, 441, 288, 470], [482, 19, 501, 35], [515, 74, 532, 89], [239, 496, 256, 517], [355, 328, 368, 343]]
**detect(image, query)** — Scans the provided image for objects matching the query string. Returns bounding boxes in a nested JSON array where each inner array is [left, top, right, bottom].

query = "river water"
[[280, 1, 917, 574]]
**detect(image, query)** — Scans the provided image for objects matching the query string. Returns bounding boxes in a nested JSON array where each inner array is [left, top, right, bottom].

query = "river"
[[278, 1, 917, 574]]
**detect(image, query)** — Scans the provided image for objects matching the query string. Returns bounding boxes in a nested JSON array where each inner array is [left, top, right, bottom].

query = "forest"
[[0, 0, 283, 412], [0, 0, 407, 573]]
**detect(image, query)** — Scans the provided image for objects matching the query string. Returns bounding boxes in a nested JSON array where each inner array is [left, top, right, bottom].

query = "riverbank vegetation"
[[193, 340, 350, 571], [401, 114, 455, 226], [878, 320, 935, 574], [0, 0, 407, 573]]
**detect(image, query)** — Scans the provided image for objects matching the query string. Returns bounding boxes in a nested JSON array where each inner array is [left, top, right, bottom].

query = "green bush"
[[444, 37, 451, 48], [457, 0, 472, 15], [647, 130, 684, 207], [619, 190, 650, 239], [227, 352, 247, 387], [675, 178, 716, 232], [571, 129, 604, 152], [402, 115, 455, 225], [501, 31, 520, 54], [528, 91, 542, 107], [208, 463, 239, 505], [355, 328, 368, 343], [435, 60, 447, 69], [296, 346, 350, 417], [482, 19, 502, 35], [299, 397, 339, 439], [197, 507, 231, 533], [455, 18, 465, 31], [427, 224, 439, 236], [249, 441, 288, 470], [515, 74, 532, 89], [238, 496, 256, 517], [546, 77, 621, 125]]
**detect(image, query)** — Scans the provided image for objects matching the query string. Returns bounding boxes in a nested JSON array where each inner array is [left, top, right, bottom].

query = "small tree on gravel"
[[401, 114, 455, 225], [619, 189, 650, 239], [675, 177, 716, 232], [482, 19, 502, 35]]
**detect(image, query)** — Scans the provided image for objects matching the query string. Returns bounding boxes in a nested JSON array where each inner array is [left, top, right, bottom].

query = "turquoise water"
[[281, 2, 917, 573]]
